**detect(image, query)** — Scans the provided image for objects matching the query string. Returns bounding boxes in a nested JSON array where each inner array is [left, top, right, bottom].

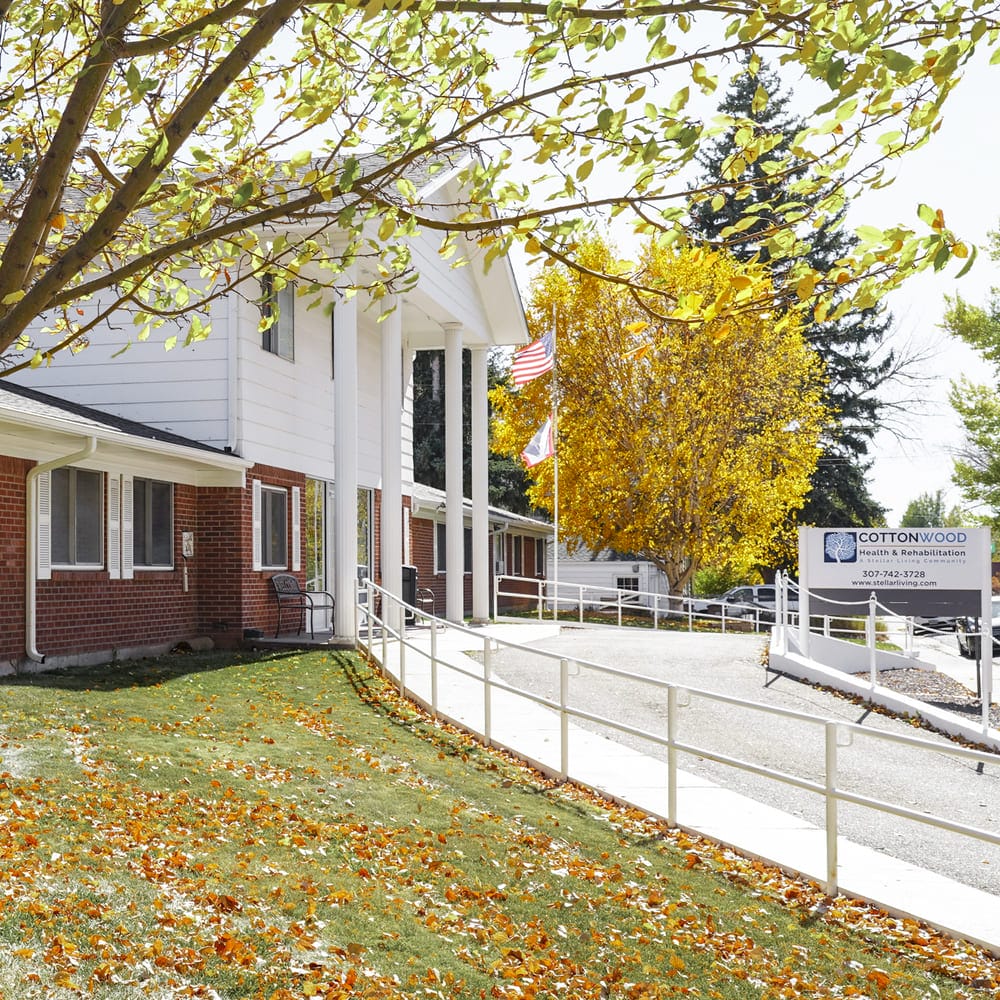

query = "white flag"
[[521, 416, 554, 468]]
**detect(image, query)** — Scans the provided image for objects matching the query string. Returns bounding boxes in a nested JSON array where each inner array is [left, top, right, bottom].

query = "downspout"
[[25, 436, 98, 662]]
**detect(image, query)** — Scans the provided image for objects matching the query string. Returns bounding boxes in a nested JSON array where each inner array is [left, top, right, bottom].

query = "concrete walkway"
[[364, 619, 1000, 957]]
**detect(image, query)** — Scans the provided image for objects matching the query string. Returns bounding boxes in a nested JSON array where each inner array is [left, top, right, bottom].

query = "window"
[[133, 478, 173, 568], [616, 577, 639, 592], [51, 467, 103, 567], [511, 535, 523, 576], [260, 272, 295, 361], [535, 539, 545, 576], [434, 523, 472, 574], [261, 486, 288, 568]]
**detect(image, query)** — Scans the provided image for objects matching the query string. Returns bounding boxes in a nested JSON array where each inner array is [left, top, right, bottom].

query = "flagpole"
[[552, 307, 559, 623]]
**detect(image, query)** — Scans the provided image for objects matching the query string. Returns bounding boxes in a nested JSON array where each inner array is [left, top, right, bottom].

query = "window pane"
[[151, 481, 173, 565], [464, 526, 472, 573], [277, 286, 295, 360], [75, 470, 102, 564], [133, 479, 149, 565], [357, 489, 371, 575], [51, 468, 70, 564], [435, 523, 446, 574], [263, 489, 287, 567]]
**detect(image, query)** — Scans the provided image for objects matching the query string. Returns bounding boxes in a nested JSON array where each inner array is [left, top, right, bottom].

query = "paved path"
[[487, 627, 1000, 893], [368, 620, 1000, 955]]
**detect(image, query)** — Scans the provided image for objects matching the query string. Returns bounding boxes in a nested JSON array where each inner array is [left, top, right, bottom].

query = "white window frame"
[[535, 538, 545, 576], [261, 485, 289, 570], [434, 523, 471, 575], [132, 477, 174, 570], [48, 467, 104, 570], [260, 272, 295, 362], [434, 522, 446, 575], [511, 535, 523, 577]]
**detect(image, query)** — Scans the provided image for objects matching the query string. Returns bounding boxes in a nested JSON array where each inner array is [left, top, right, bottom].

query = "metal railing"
[[493, 572, 885, 641], [358, 580, 1000, 897]]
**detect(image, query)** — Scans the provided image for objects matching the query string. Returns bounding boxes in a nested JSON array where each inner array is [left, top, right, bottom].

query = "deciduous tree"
[[899, 490, 964, 527], [689, 57, 895, 528], [491, 238, 827, 595], [0, 1, 988, 372]]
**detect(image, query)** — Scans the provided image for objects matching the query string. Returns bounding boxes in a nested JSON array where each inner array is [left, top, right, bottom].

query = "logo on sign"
[[824, 531, 857, 563]]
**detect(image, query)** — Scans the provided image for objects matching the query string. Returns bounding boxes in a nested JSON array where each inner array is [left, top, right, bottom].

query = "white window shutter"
[[252, 479, 262, 571], [121, 474, 134, 580], [107, 474, 121, 579], [36, 471, 51, 581], [291, 486, 301, 571]]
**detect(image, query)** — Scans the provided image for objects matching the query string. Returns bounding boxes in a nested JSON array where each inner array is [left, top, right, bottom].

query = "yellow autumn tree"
[[491, 237, 827, 596]]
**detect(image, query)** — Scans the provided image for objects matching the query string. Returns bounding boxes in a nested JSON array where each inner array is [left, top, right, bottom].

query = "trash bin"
[[402, 564, 417, 623]]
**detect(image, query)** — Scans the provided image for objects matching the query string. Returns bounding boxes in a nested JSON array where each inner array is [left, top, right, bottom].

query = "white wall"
[[12, 295, 231, 447], [546, 556, 670, 606]]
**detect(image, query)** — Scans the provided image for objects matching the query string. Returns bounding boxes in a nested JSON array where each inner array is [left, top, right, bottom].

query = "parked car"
[[912, 614, 957, 635], [955, 597, 1000, 658], [700, 584, 799, 620]]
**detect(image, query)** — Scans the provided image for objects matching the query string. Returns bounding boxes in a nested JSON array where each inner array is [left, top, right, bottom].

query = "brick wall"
[[33, 481, 201, 658], [221, 464, 307, 644], [410, 516, 443, 613], [3, 456, 311, 665], [0, 457, 28, 665]]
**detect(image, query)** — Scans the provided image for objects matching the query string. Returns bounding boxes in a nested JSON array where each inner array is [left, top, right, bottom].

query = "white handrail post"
[[667, 686, 678, 827], [578, 584, 583, 624], [381, 594, 387, 669], [367, 581, 375, 656], [359, 582, 365, 649], [559, 658, 570, 781], [868, 592, 877, 689], [483, 636, 492, 745], [430, 621, 439, 720], [398, 602, 406, 696], [825, 721, 839, 896], [537, 577, 544, 620], [493, 573, 499, 619], [653, 594, 659, 631], [687, 596, 693, 633], [823, 615, 830, 637], [617, 590, 623, 628]]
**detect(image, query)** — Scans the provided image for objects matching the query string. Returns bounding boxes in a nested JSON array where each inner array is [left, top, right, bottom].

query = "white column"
[[380, 297, 403, 632], [333, 278, 359, 638], [471, 346, 490, 622], [444, 324, 465, 623]]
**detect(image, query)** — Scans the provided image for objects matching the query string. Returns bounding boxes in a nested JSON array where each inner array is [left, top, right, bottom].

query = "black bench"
[[270, 574, 335, 639]]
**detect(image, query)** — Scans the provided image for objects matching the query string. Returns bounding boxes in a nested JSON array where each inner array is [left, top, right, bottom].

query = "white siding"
[[12, 293, 232, 448]]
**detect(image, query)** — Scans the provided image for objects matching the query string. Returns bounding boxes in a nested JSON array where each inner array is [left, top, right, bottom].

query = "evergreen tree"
[[689, 58, 892, 527], [412, 349, 535, 516]]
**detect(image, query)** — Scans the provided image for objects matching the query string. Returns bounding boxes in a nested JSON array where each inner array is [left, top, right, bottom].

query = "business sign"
[[799, 526, 991, 617]]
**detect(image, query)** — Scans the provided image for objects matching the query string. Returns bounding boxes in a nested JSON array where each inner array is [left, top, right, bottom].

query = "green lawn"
[[0, 648, 995, 998]]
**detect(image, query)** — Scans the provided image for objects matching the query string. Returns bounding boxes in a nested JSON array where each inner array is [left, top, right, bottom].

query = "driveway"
[[488, 626, 1000, 895]]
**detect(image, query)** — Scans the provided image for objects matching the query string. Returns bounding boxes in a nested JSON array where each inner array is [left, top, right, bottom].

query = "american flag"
[[511, 329, 555, 386]]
